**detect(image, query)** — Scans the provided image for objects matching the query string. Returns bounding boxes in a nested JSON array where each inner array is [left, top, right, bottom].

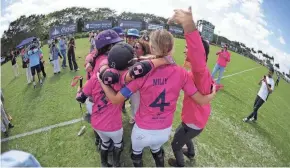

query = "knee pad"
[[114, 139, 124, 150], [129, 60, 153, 79], [101, 140, 111, 150], [99, 68, 120, 85], [151, 147, 163, 154]]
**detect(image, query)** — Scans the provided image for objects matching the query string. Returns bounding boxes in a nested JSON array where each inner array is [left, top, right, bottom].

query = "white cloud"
[[279, 36, 286, 45], [1, 0, 289, 73]]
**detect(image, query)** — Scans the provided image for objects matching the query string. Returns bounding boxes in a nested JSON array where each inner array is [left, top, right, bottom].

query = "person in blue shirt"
[[27, 44, 43, 89], [59, 35, 67, 68]]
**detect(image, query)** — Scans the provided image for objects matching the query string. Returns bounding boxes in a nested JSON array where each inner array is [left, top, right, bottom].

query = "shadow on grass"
[[221, 89, 247, 106], [5, 78, 17, 87]]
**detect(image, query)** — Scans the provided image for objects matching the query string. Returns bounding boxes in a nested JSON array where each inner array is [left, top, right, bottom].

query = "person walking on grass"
[[59, 35, 67, 68], [50, 41, 62, 74], [27, 45, 43, 89], [67, 38, 79, 71], [10, 50, 19, 78], [243, 67, 275, 122], [211, 44, 231, 85], [21, 48, 32, 84], [275, 75, 280, 86]]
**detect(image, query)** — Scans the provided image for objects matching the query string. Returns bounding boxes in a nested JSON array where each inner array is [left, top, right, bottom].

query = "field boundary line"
[[1, 66, 260, 143], [1, 118, 82, 142], [219, 66, 260, 79]]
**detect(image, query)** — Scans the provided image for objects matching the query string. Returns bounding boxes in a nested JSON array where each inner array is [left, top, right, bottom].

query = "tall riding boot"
[[151, 148, 165, 167], [113, 146, 123, 167], [131, 153, 143, 167], [168, 150, 185, 167], [100, 149, 112, 167]]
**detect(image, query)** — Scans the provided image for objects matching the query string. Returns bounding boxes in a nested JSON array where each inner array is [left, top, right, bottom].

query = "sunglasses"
[[133, 45, 140, 50]]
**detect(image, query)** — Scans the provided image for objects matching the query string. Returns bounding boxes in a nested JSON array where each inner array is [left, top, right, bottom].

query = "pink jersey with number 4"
[[82, 73, 125, 132], [182, 30, 214, 129], [123, 64, 198, 130]]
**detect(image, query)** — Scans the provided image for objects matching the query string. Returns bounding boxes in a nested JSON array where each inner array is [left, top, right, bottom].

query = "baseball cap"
[[127, 29, 140, 38]]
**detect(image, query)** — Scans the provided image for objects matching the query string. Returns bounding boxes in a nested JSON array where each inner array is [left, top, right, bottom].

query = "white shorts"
[[131, 124, 172, 154], [85, 98, 93, 115], [94, 128, 123, 149]]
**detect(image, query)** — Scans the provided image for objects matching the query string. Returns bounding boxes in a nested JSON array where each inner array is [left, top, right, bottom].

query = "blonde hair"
[[149, 29, 174, 58]]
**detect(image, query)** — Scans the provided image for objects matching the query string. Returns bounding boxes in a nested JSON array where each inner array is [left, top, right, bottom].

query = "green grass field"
[[1, 38, 290, 167]]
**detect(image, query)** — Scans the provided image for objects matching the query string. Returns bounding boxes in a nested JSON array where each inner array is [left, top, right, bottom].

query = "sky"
[[1, 0, 289, 74]]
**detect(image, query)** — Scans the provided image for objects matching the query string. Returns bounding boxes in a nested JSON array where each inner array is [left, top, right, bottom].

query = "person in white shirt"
[[243, 67, 275, 122]]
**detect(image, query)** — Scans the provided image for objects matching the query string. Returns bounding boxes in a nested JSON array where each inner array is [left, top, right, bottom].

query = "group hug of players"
[[76, 7, 218, 167]]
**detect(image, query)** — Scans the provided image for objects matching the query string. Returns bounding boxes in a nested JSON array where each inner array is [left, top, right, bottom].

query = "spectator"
[[21, 48, 32, 84], [39, 49, 47, 78], [59, 36, 67, 68], [27, 44, 43, 88], [211, 44, 231, 84], [10, 50, 19, 78], [50, 41, 62, 74], [67, 38, 79, 71], [275, 75, 280, 86], [243, 67, 275, 122], [89, 35, 96, 53]]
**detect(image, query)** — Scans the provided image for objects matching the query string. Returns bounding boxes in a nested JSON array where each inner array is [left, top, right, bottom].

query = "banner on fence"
[[49, 24, 77, 38], [169, 26, 183, 34], [84, 20, 112, 31], [147, 23, 164, 30], [118, 20, 142, 30]]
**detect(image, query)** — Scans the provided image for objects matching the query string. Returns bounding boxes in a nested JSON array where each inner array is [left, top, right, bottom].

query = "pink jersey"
[[182, 30, 214, 129], [216, 50, 231, 67], [82, 73, 126, 132], [123, 64, 197, 130], [92, 54, 108, 78]]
